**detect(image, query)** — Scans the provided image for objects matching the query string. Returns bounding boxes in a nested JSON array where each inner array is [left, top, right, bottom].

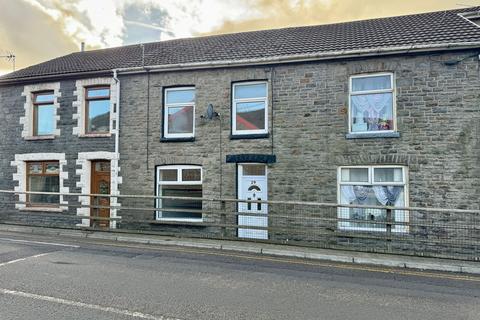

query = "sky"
[[0, 0, 477, 75]]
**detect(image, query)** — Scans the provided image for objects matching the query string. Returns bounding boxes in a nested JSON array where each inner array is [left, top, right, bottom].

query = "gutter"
[[114, 42, 480, 75], [112, 69, 121, 228], [112, 69, 120, 158], [0, 70, 111, 86], [1, 42, 480, 85]]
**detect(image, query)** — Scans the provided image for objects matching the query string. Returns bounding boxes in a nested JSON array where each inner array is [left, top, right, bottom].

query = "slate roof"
[[3, 7, 480, 82]]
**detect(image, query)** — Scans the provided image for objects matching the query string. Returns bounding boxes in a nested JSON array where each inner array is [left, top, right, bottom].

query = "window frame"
[[155, 165, 203, 222], [348, 73, 396, 134], [84, 85, 111, 135], [32, 91, 55, 137], [232, 81, 269, 136], [26, 160, 60, 208], [163, 87, 196, 139], [337, 165, 408, 233]]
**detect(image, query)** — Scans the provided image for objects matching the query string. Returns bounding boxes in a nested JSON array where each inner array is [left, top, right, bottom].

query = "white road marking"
[[0, 237, 79, 248], [0, 252, 51, 268], [0, 288, 182, 320]]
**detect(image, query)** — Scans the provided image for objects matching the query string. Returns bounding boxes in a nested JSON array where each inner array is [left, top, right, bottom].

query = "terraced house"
[[0, 8, 479, 242]]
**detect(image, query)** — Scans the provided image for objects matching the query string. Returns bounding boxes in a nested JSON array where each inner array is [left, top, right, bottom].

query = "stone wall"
[[117, 50, 480, 240], [0, 79, 115, 226], [0, 50, 479, 247]]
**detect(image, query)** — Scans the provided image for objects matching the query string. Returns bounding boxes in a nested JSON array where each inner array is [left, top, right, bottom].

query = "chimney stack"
[[81, 42, 85, 52]]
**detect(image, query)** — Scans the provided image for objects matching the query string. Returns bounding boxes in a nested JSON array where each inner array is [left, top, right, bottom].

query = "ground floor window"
[[338, 166, 408, 232], [156, 165, 202, 221], [26, 161, 60, 206]]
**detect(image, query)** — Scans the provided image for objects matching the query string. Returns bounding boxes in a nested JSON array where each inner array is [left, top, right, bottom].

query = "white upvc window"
[[156, 165, 203, 221], [337, 166, 408, 232], [349, 73, 396, 134], [232, 81, 268, 135], [163, 87, 195, 139]]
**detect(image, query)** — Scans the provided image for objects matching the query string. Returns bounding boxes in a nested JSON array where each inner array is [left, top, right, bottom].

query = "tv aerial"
[[0, 51, 16, 71]]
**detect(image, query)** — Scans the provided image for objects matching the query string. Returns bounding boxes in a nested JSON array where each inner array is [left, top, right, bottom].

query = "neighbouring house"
[[0, 8, 479, 241]]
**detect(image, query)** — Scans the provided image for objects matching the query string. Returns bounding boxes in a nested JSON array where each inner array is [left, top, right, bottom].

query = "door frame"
[[236, 163, 268, 238], [90, 159, 112, 228]]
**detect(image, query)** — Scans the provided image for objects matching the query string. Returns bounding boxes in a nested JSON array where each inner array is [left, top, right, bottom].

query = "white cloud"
[[75, 0, 124, 46], [15, 0, 255, 48], [154, 0, 255, 39]]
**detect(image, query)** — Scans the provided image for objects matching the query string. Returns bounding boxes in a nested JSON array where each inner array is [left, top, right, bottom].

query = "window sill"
[[160, 137, 195, 143], [230, 133, 269, 140], [151, 218, 205, 226], [19, 206, 64, 213], [79, 133, 112, 138], [345, 132, 400, 139], [24, 135, 56, 141], [155, 218, 203, 223], [337, 225, 408, 234]]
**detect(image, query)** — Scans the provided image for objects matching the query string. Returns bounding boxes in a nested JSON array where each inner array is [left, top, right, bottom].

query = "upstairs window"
[[349, 73, 395, 134], [232, 82, 268, 136], [338, 166, 407, 232], [163, 87, 195, 139], [33, 92, 55, 136], [27, 161, 60, 207], [85, 86, 110, 134], [156, 165, 202, 221]]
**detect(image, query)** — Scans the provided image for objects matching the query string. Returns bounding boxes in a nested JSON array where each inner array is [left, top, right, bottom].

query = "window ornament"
[[338, 166, 408, 232], [349, 73, 396, 134]]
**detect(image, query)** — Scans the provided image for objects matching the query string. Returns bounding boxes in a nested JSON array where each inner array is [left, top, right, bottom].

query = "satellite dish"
[[206, 104, 218, 120]]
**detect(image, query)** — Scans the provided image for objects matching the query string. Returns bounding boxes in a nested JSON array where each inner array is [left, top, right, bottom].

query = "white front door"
[[238, 164, 268, 239]]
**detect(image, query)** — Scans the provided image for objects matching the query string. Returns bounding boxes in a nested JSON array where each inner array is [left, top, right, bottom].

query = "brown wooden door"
[[90, 160, 111, 228]]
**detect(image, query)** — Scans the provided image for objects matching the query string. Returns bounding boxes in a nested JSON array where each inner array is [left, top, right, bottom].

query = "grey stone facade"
[[0, 50, 479, 246], [111, 50, 480, 253], [118, 49, 480, 207], [0, 79, 115, 226]]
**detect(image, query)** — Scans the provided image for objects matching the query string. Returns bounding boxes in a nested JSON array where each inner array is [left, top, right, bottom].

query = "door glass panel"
[[99, 180, 110, 194], [248, 185, 261, 191], [243, 165, 266, 176], [95, 162, 110, 172]]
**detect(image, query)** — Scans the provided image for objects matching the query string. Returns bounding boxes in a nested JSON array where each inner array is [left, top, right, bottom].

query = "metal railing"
[[0, 189, 478, 261]]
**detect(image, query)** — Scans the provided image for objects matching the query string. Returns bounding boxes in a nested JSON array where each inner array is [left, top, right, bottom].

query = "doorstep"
[[0, 223, 478, 275]]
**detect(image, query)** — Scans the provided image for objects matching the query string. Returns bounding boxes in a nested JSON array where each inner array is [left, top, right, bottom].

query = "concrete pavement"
[[0, 229, 479, 319], [0, 224, 478, 274]]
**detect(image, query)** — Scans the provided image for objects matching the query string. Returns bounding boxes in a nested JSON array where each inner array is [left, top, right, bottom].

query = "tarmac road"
[[0, 230, 478, 320]]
